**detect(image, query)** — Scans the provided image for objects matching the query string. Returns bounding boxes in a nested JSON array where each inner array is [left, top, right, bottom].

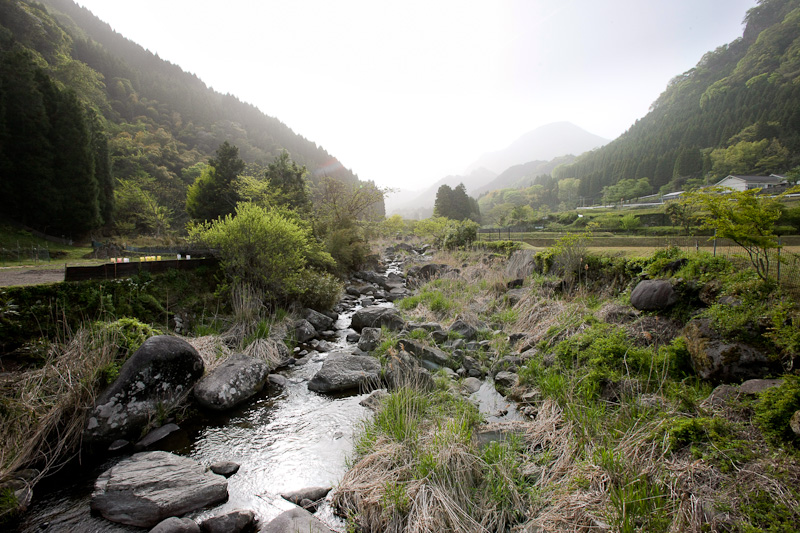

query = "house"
[[712, 174, 787, 191]]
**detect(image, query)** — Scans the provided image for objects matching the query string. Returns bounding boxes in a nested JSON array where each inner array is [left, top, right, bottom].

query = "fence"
[[64, 257, 218, 282], [0, 245, 51, 265]]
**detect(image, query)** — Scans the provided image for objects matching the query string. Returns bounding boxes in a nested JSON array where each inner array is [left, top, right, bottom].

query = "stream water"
[[18, 262, 522, 532]]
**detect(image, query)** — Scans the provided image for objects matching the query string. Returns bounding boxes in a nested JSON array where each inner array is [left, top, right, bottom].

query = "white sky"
[[74, 0, 757, 190]]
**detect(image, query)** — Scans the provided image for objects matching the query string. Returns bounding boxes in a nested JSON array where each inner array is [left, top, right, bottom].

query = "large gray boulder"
[[357, 327, 382, 352], [91, 451, 228, 528], [302, 308, 335, 333], [194, 353, 270, 411], [384, 350, 434, 392], [448, 319, 477, 341], [307, 353, 381, 393], [200, 509, 256, 533], [259, 507, 333, 533], [350, 306, 405, 332], [685, 318, 782, 383], [150, 517, 201, 533], [397, 338, 450, 369], [294, 319, 317, 343], [85, 336, 204, 442], [630, 280, 678, 311]]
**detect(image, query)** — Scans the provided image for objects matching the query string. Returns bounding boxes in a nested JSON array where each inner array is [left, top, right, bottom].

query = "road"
[[0, 267, 64, 287]]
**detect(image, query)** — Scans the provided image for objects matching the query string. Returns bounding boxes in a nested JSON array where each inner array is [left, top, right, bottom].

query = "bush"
[[99, 317, 161, 355], [438, 219, 479, 250], [755, 375, 800, 445], [474, 240, 522, 256], [188, 202, 335, 301], [287, 269, 343, 310]]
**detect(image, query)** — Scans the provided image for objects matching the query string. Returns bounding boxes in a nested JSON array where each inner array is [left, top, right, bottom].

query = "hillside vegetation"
[[0, 0, 379, 238]]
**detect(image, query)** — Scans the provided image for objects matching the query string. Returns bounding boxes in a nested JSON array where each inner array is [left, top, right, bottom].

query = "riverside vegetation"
[[333, 235, 800, 532], [1, 217, 799, 530]]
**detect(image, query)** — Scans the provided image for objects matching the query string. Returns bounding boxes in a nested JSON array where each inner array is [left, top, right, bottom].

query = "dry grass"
[[0, 327, 119, 505]]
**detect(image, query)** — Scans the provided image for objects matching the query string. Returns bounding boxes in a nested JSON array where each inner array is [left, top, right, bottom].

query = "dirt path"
[[0, 266, 64, 287]]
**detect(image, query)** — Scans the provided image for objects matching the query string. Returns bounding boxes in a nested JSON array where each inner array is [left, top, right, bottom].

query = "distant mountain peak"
[[464, 122, 608, 175]]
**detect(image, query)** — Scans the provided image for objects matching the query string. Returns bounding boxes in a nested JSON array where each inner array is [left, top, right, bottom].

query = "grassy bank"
[[339, 242, 800, 531]]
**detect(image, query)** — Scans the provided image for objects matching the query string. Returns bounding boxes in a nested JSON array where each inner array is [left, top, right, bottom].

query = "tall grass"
[[0, 326, 121, 519]]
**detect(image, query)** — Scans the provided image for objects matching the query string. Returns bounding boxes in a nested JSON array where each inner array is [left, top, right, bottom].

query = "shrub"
[[287, 269, 343, 310], [99, 317, 161, 355], [438, 219, 479, 250], [475, 240, 522, 256], [188, 202, 335, 301], [754, 375, 800, 445]]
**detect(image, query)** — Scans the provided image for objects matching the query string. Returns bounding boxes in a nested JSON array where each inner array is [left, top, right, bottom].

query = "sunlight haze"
[[75, 0, 758, 190]]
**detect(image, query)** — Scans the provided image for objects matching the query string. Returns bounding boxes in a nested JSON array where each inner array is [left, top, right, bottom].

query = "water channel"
[[19, 262, 521, 532]]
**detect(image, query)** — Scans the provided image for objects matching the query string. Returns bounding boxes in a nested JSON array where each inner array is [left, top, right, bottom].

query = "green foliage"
[[287, 269, 343, 310], [188, 202, 334, 301], [433, 183, 481, 222], [602, 177, 652, 204], [755, 375, 800, 445], [438, 219, 479, 250], [682, 186, 797, 280], [186, 141, 244, 222], [739, 488, 800, 532], [473, 240, 522, 257], [324, 226, 371, 273], [99, 317, 161, 355], [263, 151, 311, 211]]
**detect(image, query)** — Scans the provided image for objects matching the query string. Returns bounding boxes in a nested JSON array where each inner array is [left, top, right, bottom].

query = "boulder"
[[91, 451, 228, 528], [268, 374, 288, 388], [150, 517, 201, 533], [505, 288, 528, 306], [685, 318, 782, 383], [739, 378, 784, 395], [630, 280, 678, 311], [307, 353, 381, 393], [281, 486, 332, 505], [135, 423, 181, 450], [194, 353, 269, 411], [448, 320, 477, 341], [494, 371, 519, 389], [397, 338, 449, 369], [384, 350, 434, 391], [360, 389, 389, 411], [210, 461, 240, 477], [699, 384, 739, 411], [357, 327, 382, 352], [259, 507, 333, 533], [462, 377, 482, 394], [790, 411, 800, 437], [407, 322, 444, 334], [200, 510, 255, 533], [85, 336, 204, 442], [407, 263, 450, 280], [351, 306, 405, 332], [294, 319, 317, 343], [302, 308, 335, 333]]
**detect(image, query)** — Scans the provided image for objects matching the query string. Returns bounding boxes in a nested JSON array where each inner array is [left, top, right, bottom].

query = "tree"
[[185, 141, 244, 221], [433, 183, 480, 221], [264, 151, 311, 212], [682, 186, 799, 280], [313, 177, 386, 272]]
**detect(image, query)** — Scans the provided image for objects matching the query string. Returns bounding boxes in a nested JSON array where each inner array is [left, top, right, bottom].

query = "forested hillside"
[[0, 0, 373, 237], [554, 0, 800, 203]]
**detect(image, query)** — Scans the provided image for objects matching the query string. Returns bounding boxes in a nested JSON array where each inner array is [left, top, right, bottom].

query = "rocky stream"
[[15, 246, 521, 532]]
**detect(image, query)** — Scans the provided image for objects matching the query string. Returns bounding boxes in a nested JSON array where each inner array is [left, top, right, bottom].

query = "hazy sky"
[[75, 0, 757, 190]]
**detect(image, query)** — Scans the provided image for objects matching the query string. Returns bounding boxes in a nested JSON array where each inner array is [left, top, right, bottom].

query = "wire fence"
[[0, 245, 51, 265]]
